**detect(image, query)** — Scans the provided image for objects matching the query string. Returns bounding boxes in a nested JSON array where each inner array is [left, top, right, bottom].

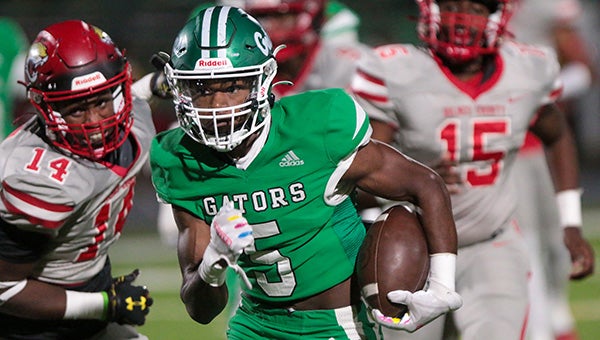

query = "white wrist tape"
[[197, 246, 227, 287], [63, 290, 107, 320], [559, 62, 592, 99], [429, 253, 457, 291], [556, 189, 583, 228], [0, 279, 27, 306]]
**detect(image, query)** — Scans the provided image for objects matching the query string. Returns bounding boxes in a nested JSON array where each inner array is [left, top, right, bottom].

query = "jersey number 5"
[[245, 220, 297, 297], [440, 118, 509, 186]]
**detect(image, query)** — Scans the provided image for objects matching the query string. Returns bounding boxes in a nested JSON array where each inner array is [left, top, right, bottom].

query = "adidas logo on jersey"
[[279, 150, 304, 167]]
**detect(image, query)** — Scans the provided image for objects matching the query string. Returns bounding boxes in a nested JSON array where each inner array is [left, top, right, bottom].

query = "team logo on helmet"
[[92, 26, 114, 46], [25, 42, 49, 83], [254, 31, 272, 56], [173, 34, 189, 58]]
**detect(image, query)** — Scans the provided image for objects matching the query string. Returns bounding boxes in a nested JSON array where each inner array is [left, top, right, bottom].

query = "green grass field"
[[110, 209, 600, 340]]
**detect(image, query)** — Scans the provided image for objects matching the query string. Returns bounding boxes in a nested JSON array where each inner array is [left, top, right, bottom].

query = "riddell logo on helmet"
[[71, 72, 107, 90], [195, 58, 232, 70]]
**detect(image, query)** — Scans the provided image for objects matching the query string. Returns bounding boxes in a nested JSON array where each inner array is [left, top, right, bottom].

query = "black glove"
[[151, 51, 170, 71], [148, 52, 172, 99], [149, 71, 172, 99], [106, 269, 153, 325]]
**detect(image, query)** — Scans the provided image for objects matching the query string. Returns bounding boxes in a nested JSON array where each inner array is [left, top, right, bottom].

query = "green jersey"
[[151, 88, 371, 303], [0, 18, 28, 140]]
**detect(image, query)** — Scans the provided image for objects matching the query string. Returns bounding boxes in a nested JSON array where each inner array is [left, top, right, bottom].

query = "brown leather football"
[[356, 204, 430, 318]]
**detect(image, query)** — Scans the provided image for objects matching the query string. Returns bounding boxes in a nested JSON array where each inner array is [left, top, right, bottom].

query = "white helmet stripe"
[[200, 6, 232, 59], [201, 7, 215, 59], [217, 6, 231, 58]]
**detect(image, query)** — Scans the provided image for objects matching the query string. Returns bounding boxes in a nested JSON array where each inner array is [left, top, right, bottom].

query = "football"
[[356, 204, 430, 318]]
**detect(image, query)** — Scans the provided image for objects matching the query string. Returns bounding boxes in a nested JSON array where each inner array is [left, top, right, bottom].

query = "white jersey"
[[0, 98, 155, 284], [510, 0, 583, 47], [274, 42, 369, 97], [352, 43, 562, 246]]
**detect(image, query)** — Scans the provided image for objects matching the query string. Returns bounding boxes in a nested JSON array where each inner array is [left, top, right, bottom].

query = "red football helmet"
[[220, 0, 326, 62], [25, 20, 133, 160], [416, 0, 515, 62]]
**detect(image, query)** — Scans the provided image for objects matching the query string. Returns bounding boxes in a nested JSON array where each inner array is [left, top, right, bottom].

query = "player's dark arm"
[[531, 103, 594, 279], [354, 119, 398, 212], [343, 139, 458, 255], [0, 221, 69, 319], [369, 119, 396, 144], [531, 103, 579, 191], [0, 220, 151, 324], [172, 204, 228, 324], [0, 258, 70, 319]]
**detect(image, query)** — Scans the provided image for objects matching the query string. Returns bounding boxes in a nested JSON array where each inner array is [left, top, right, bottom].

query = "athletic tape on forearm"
[[556, 189, 583, 228], [429, 253, 457, 292], [0, 279, 27, 306], [63, 290, 107, 320]]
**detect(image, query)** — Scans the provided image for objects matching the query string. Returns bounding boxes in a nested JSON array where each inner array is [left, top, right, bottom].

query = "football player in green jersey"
[[150, 6, 461, 339]]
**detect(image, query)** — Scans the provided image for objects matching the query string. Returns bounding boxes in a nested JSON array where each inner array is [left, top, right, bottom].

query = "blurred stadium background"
[[2, 0, 600, 338]]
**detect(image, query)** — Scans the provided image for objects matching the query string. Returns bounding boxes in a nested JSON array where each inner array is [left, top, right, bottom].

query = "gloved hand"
[[198, 201, 254, 289], [369, 253, 462, 332], [130, 52, 172, 101], [149, 52, 172, 99], [106, 269, 153, 325], [149, 71, 172, 99]]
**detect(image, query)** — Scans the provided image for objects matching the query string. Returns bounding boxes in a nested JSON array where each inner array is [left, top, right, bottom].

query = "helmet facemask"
[[166, 6, 279, 152], [416, 0, 514, 62], [167, 57, 277, 152], [25, 20, 133, 161], [29, 65, 133, 160]]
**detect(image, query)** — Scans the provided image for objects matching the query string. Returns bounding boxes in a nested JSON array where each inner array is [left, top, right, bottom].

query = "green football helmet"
[[165, 6, 277, 152]]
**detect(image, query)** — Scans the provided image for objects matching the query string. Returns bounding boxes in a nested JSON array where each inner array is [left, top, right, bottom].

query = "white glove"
[[131, 71, 171, 101], [198, 202, 254, 289], [369, 253, 462, 332]]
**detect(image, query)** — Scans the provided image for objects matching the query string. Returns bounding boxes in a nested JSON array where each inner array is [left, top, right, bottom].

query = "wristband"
[[63, 290, 107, 320], [556, 189, 583, 228], [429, 253, 457, 291]]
